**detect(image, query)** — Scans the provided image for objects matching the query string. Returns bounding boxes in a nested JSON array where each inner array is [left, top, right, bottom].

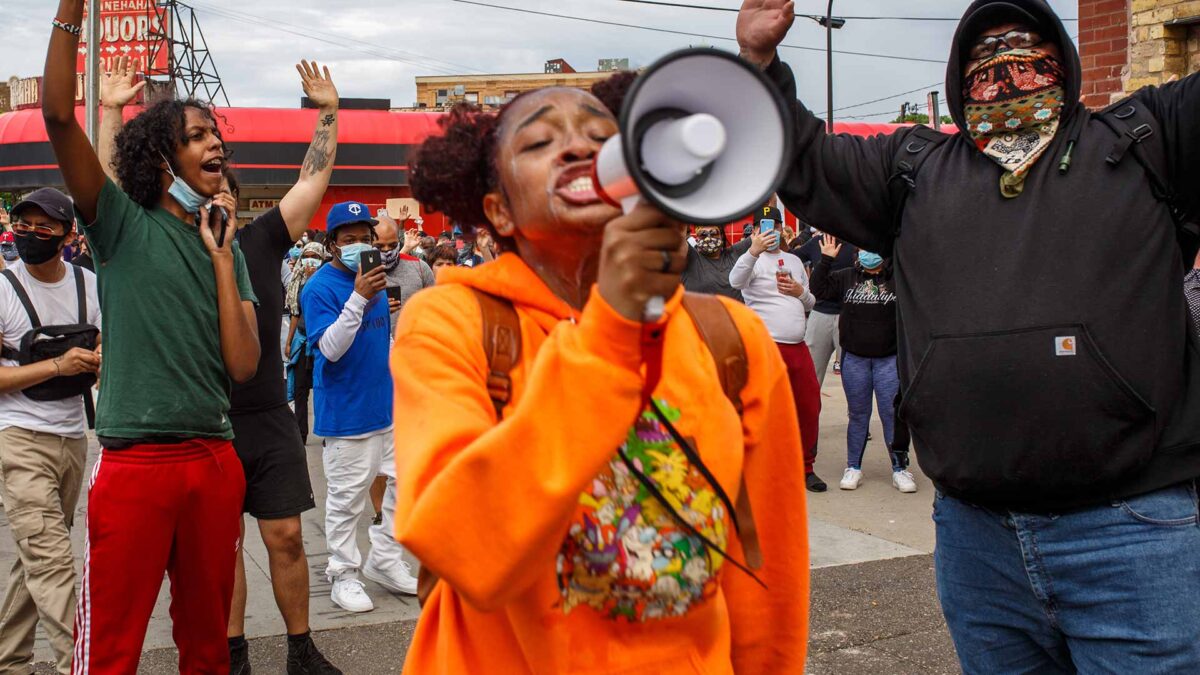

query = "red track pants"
[[776, 342, 822, 473], [73, 440, 245, 675]]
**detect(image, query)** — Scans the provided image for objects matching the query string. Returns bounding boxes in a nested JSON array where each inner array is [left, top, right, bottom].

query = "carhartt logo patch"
[[1055, 336, 1076, 356]]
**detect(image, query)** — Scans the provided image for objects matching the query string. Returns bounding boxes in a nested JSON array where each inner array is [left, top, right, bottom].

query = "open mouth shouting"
[[200, 157, 225, 181], [554, 164, 601, 206]]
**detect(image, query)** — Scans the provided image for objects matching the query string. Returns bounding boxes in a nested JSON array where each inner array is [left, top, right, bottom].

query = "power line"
[[189, 0, 491, 76], [816, 81, 941, 116], [612, 0, 1078, 20], [450, 0, 946, 64]]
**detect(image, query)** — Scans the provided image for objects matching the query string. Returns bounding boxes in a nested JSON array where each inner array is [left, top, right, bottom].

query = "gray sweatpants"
[[805, 310, 841, 387]]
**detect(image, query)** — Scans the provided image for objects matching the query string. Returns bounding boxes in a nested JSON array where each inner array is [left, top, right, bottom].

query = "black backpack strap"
[[1, 269, 41, 329], [72, 265, 86, 323], [887, 126, 951, 237], [1098, 98, 1183, 224]]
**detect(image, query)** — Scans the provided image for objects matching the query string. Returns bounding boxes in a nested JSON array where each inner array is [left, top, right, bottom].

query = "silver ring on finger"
[[660, 250, 673, 273]]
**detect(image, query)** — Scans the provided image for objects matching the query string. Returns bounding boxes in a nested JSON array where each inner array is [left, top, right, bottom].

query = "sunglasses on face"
[[13, 220, 61, 240], [968, 29, 1044, 61], [695, 231, 722, 240]]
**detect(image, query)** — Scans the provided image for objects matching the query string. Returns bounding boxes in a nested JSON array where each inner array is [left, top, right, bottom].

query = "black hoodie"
[[768, 0, 1200, 510]]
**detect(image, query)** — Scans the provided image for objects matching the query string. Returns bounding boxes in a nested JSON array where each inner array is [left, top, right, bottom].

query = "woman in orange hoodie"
[[390, 82, 809, 674]]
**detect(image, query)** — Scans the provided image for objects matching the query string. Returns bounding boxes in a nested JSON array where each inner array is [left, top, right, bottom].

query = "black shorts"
[[231, 404, 316, 519]]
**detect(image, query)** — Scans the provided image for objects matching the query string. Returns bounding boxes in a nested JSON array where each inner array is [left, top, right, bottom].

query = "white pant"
[[322, 430, 406, 579], [805, 310, 841, 387]]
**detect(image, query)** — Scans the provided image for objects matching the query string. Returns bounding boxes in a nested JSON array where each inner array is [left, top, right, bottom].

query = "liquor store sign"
[[77, 0, 171, 75]]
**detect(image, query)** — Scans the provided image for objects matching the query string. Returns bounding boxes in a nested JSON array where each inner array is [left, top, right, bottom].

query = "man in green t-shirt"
[[42, 2, 261, 672]]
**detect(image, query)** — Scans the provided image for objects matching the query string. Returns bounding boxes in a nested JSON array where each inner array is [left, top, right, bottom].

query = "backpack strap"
[[1097, 98, 1198, 260], [417, 288, 521, 607], [0, 270, 39, 362], [472, 288, 522, 420], [680, 292, 762, 571], [887, 125, 951, 238], [72, 265, 86, 324]]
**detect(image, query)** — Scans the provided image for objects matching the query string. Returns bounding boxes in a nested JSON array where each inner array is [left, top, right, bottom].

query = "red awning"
[[0, 106, 445, 145]]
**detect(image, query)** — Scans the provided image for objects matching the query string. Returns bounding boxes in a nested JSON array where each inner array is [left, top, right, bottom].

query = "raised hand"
[[749, 227, 779, 256], [819, 234, 842, 258], [402, 228, 421, 255], [297, 60, 339, 111], [397, 204, 411, 222], [737, 0, 796, 68], [100, 55, 146, 109]]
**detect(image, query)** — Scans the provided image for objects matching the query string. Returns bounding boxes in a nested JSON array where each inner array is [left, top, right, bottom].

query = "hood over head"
[[946, 0, 1081, 135]]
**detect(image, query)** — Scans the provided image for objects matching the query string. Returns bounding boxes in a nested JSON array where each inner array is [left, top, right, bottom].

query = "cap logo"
[[348, 204, 363, 216]]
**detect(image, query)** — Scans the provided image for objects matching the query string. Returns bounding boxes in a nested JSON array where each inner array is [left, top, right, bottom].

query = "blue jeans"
[[840, 352, 900, 470], [933, 483, 1200, 674]]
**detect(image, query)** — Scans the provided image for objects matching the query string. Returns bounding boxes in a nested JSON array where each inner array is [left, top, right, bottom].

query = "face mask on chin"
[[161, 154, 208, 215]]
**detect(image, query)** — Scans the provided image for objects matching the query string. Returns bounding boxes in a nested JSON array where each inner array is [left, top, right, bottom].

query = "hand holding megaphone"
[[592, 48, 792, 321], [596, 203, 688, 324]]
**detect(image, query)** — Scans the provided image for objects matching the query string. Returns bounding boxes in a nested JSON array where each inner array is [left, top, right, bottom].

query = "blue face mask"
[[338, 242, 374, 271], [161, 155, 208, 215], [858, 251, 884, 269]]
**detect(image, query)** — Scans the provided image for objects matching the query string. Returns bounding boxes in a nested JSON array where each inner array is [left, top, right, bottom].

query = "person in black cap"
[[739, 0, 1200, 671], [0, 187, 101, 675]]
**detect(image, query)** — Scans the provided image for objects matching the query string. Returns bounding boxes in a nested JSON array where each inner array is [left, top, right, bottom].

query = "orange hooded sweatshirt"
[[391, 253, 809, 674]]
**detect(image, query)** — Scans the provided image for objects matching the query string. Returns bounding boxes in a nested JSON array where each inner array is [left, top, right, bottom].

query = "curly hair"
[[590, 70, 638, 118], [409, 72, 637, 253], [113, 98, 225, 209]]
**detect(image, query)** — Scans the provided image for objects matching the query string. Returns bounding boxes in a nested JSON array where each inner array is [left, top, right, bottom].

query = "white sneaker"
[[330, 575, 374, 613], [892, 470, 918, 493], [363, 557, 419, 596], [839, 468, 863, 490]]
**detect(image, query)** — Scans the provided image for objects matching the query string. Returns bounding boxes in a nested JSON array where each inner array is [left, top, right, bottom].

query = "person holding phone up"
[[300, 201, 419, 613], [730, 205, 825, 492]]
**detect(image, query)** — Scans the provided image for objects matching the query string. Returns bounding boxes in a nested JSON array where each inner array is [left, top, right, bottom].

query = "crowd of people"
[[0, 0, 1199, 673]]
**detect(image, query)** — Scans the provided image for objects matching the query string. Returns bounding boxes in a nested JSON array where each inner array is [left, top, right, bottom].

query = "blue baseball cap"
[[326, 201, 377, 234]]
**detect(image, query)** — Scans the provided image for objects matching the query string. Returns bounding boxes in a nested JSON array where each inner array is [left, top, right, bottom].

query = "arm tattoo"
[[302, 128, 332, 175], [321, 113, 335, 127]]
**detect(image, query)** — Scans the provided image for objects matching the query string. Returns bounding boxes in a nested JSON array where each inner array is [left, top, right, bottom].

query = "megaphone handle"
[[644, 296, 665, 322], [618, 195, 668, 323]]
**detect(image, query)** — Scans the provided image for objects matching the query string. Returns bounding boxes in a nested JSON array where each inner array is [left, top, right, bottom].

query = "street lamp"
[[806, 2, 844, 132]]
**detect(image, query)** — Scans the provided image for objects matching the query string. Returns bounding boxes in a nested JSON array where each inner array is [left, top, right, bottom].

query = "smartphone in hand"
[[385, 286, 403, 302], [359, 249, 383, 275]]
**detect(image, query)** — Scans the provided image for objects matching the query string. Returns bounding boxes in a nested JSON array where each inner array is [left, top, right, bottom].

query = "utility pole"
[[84, 0, 100, 151], [927, 91, 941, 131], [825, 0, 834, 132]]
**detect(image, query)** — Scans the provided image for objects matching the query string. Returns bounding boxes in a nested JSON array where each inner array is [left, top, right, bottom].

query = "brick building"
[[1080, 0, 1200, 108], [411, 59, 619, 110]]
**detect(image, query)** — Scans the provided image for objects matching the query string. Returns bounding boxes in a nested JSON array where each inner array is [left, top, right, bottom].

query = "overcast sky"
[[3, 0, 1078, 121]]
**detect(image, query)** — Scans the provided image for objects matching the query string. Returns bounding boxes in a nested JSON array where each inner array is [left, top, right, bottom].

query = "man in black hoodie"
[[739, 0, 1200, 671]]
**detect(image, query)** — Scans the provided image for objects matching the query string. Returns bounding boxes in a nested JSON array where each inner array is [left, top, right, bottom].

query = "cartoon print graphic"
[[556, 399, 729, 622]]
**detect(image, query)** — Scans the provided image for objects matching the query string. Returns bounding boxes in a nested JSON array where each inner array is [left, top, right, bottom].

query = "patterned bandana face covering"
[[963, 49, 1066, 198]]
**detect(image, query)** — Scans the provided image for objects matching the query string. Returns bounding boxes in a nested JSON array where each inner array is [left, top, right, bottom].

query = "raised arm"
[[807, 235, 844, 301], [279, 61, 339, 241], [97, 55, 145, 184], [43, 0, 106, 223], [737, 0, 909, 255]]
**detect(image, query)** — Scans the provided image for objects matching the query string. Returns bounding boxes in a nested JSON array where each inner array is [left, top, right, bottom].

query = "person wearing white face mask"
[[373, 212, 434, 334], [300, 201, 418, 613]]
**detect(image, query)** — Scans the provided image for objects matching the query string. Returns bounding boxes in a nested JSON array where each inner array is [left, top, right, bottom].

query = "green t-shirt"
[[81, 179, 257, 440]]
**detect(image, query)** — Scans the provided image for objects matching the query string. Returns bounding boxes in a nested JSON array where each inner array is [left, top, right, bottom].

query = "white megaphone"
[[593, 48, 793, 321]]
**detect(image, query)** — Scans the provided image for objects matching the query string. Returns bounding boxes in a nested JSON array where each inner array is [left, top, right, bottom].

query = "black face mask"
[[14, 232, 66, 265]]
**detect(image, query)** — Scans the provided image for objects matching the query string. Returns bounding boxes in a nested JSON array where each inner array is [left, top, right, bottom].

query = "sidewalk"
[[7, 368, 958, 674]]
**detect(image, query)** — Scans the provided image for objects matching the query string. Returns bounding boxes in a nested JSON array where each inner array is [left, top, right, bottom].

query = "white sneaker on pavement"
[[363, 557, 419, 596], [839, 468, 863, 490], [892, 470, 918, 493], [330, 575, 374, 613]]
